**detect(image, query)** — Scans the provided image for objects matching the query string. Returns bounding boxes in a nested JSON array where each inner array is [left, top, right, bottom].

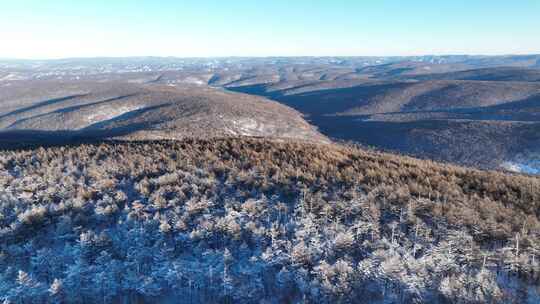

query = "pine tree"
[[8, 270, 46, 303], [48, 279, 65, 304], [222, 248, 235, 300], [93, 251, 120, 303]]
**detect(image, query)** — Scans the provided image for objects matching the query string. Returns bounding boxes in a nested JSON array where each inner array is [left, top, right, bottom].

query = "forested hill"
[[1, 138, 539, 303]]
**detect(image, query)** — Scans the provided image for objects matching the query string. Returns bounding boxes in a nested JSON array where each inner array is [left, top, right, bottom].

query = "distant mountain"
[[1, 55, 539, 81]]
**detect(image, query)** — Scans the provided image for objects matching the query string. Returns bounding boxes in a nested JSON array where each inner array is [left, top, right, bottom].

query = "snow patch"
[[181, 77, 206, 85], [501, 161, 540, 175], [0, 73, 27, 81], [85, 105, 143, 126], [127, 78, 150, 84], [230, 118, 271, 136]]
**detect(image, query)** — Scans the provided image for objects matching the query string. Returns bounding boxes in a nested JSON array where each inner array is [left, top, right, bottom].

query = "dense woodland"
[[0, 138, 539, 303]]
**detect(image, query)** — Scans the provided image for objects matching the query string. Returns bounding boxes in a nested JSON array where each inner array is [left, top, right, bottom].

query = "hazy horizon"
[[2, 53, 540, 62]]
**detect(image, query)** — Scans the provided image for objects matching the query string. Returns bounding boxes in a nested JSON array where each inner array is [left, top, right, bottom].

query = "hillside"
[[229, 77, 540, 173], [0, 138, 539, 303], [412, 67, 540, 82], [230, 80, 540, 117], [0, 81, 327, 149]]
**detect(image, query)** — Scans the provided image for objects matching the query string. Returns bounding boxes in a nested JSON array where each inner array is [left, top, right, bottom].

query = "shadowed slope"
[[0, 81, 328, 145]]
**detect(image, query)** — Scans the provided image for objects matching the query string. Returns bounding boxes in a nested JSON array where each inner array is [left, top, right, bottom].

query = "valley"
[[2, 56, 540, 173]]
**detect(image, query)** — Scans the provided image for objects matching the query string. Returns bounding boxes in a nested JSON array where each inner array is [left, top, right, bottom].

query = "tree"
[[7, 270, 46, 303], [93, 251, 120, 303], [31, 248, 60, 285], [333, 230, 355, 254], [64, 258, 93, 303], [48, 279, 65, 304], [222, 249, 235, 300], [474, 271, 503, 303]]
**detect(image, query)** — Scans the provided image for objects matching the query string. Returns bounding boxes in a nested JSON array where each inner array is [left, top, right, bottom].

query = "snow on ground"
[[0, 73, 27, 81], [127, 78, 151, 84], [85, 105, 144, 126], [181, 77, 206, 85], [501, 160, 540, 175], [230, 118, 269, 136]]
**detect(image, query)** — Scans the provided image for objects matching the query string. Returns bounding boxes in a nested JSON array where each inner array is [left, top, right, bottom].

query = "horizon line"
[[1, 53, 540, 62]]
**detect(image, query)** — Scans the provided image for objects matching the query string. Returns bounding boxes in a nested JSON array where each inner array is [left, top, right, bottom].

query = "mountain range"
[[4, 55, 539, 173]]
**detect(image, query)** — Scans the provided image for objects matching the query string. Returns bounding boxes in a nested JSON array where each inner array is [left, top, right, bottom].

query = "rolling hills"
[[2, 56, 540, 173], [227, 69, 540, 173], [412, 67, 540, 82]]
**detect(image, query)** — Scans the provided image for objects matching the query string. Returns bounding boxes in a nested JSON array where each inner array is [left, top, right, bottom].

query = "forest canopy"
[[0, 138, 539, 303]]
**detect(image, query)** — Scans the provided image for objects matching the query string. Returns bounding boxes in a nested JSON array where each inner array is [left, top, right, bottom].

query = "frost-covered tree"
[[48, 279, 65, 304]]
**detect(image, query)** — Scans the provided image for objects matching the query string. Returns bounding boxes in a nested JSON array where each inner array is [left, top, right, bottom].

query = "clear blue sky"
[[1, 0, 539, 59]]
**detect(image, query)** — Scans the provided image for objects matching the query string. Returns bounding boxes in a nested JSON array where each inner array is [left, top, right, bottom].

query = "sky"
[[1, 0, 539, 59]]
